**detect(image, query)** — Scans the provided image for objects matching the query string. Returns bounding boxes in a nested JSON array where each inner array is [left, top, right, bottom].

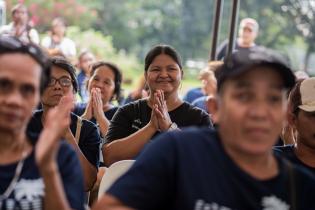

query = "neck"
[[295, 141, 315, 167], [222, 141, 278, 180], [237, 38, 255, 48], [103, 102, 113, 112], [0, 130, 30, 164]]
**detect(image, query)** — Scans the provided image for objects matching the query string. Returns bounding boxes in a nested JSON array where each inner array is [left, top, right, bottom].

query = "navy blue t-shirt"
[[274, 145, 315, 175], [107, 127, 315, 210], [27, 110, 101, 168], [0, 132, 85, 210], [73, 103, 118, 124]]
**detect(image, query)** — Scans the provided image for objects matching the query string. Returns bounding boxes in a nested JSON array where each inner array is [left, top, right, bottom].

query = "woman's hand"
[[81, 94, 93, 120], [153, 90, 172, 131], [92, 88, 106, 122]]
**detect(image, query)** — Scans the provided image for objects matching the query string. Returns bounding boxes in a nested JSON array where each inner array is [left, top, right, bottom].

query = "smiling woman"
[[102, 44, 213, 166]]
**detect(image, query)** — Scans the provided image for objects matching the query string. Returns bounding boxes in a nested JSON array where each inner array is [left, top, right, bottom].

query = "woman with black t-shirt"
[[103, 44, 213, 166]]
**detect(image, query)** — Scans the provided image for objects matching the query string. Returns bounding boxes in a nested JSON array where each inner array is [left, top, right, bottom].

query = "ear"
[[287, 111, 297, 129], [180, 69, 184, 79], [206, 96, 219, 124]]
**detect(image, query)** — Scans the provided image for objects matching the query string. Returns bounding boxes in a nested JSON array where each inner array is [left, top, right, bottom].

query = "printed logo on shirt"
[[1, 178, 44, 210], [131, 119, 142, 130], [194, 199, 232, 210], [262, 195, 289, 210]]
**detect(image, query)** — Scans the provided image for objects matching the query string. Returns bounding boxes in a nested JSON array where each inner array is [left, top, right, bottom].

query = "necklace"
[[0, 149, 27, 209]]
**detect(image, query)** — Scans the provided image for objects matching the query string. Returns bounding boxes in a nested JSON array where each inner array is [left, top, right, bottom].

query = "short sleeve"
[[106, 132, 177, 210], [104, 105, 138, 144]]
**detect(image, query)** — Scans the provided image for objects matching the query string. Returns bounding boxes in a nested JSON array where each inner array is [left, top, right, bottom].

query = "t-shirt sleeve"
[[79, 120, 101, 168], [104, 105, 137, 144], [106, 132, 177, 210], [57, 142, 85, 210]]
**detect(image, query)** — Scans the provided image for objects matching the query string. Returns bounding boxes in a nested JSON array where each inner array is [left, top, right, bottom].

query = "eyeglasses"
[[48, 76, 72, 87], [0, 36, 49, 70]]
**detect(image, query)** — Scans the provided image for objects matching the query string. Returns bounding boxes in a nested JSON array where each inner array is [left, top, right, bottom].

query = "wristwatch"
[[168, 122, 178, 131]]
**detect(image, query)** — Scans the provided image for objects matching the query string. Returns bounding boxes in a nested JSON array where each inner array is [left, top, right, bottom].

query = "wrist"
[[167, 122, 179, 131]]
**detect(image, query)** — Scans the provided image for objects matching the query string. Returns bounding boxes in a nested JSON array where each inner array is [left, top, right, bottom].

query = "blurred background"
[[1, 0, 314, 96]]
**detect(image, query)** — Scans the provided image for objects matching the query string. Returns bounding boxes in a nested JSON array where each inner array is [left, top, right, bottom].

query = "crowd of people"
[[1, 3, 315, 210]]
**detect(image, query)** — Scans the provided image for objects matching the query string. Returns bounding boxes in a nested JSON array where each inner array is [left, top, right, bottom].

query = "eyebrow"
[[233, 80, 284, 90]]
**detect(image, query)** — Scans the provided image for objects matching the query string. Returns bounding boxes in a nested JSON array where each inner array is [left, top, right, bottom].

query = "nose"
[[248, 102, 269, 120], [159, 69, 169, 78], [6, 89, 23, 107]]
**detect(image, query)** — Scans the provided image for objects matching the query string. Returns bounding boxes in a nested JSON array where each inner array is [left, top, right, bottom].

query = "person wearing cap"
[[216, 17, 259, 60], [0, 36, 84, 210], [92, 47, 315, 210], [0, 3, 39, 44], [27, 57, 101, 193], [275, 78, 315, 175]]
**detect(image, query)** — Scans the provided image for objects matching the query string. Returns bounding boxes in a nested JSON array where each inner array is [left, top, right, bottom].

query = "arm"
[[63, 128, 97, 191], [103, 119, 157, 166], [92, 194, 134, 210]]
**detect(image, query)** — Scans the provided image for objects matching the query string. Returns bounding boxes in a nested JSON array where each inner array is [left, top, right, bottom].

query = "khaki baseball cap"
[[298, 77, 315, 112]]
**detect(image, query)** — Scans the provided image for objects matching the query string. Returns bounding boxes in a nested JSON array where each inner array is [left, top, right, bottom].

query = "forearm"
[[40, 163, 71, 210], [92, 194, 134, 210], [103, 124, 156, 166], [66, 135, 97, 191], [96, 115, 110, 137]]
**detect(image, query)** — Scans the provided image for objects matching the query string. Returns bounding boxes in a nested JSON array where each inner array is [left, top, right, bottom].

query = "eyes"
[[233, 91, 284, 105], [0, 78, 36, 98], [148, 66, 179, 73], [92, 76, 114, 86]]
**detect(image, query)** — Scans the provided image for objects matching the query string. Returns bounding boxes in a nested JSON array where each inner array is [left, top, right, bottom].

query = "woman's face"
[[293, 110, 315, 149], [145, 54, 182, 97], [88, 65, 116, 104]]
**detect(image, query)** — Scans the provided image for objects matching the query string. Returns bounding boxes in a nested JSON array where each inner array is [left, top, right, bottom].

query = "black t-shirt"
[[274, 145, 315, 175], [107, 128, 315, 210], [27, 110, 101, 168], [0, 132, 85, 210], [216, 39, 258, 60], [105, 99, 212, 143]]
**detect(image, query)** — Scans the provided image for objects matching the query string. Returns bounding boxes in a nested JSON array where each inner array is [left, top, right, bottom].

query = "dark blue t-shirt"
[[107, 127, 315, 210], [274, 145, 315, 175], [182, 87, 204, 103], [27, 110, 101, 168], [0, 132, 85, 210], [73, 103, 118, 124]]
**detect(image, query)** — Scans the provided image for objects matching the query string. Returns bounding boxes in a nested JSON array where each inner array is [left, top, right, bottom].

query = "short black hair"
[[144, 44, 182, 72], [0, 36, 51, 95], [89, 61, 122, 101], [50, 56, 78, 92]]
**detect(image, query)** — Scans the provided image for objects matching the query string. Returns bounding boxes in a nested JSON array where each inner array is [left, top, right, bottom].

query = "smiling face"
[[88, 65, 116, 104], [145, 54, 182, 97], [41, 66, 73, 108], [217, 66, 287, 156], [0, 53, 41, 133]]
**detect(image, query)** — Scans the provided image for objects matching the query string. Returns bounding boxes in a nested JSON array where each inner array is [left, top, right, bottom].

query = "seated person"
[[76, 50, 96, 103], [27, 57, 101, 192], [103, 44, 213, 166], [216, 17, 259, 60], [93, 47, 315, 210], [192, 61, 222, 113], [74, 61, 122, 137], [275, 78, 315, 174], [0, 36, 84, 210]]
